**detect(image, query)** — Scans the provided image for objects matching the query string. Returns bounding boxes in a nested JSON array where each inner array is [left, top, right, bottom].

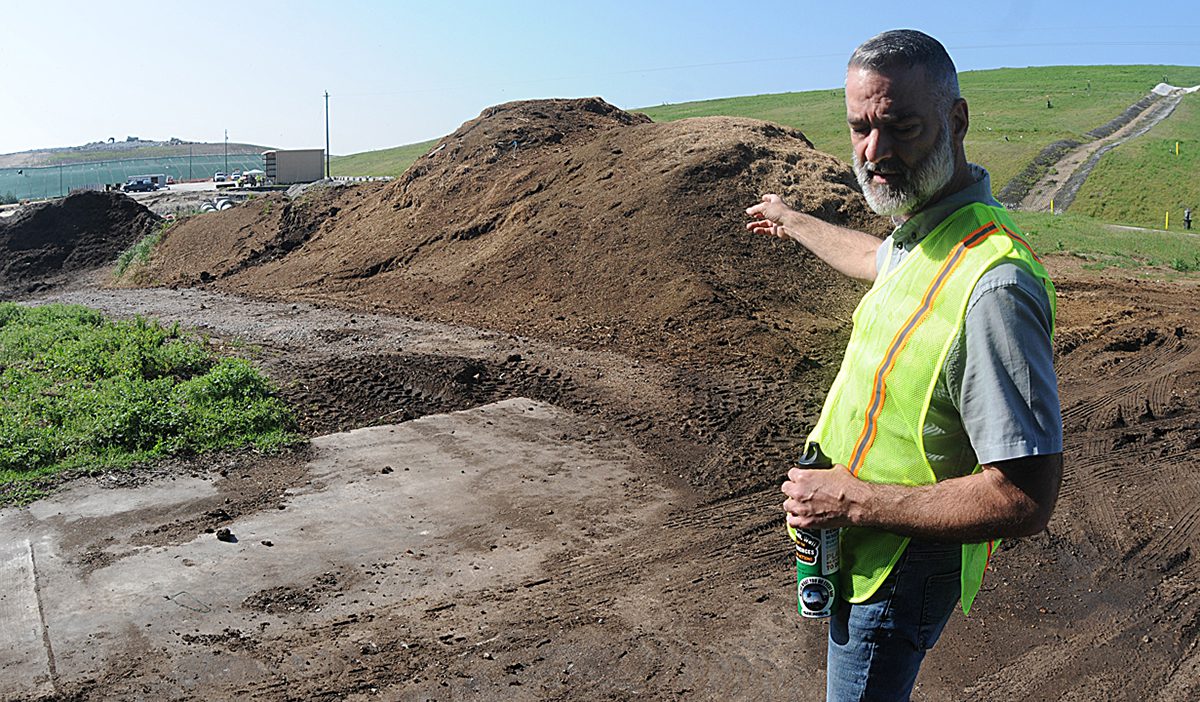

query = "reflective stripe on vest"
[[809, 202, 1055, 614]]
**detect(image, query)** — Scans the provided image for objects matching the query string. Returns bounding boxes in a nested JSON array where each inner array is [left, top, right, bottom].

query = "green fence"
[[0, 154, 265, 201]]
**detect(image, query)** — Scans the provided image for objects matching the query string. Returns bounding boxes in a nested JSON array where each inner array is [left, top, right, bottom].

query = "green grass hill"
[[1070, 89, 1200, 229], [620, 65, 1200, 200], [330, 139, 439, 178], [0, 141, 269, 169], [332, 65, 1200, 232]]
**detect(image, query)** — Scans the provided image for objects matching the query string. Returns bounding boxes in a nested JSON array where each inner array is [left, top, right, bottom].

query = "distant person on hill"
[[1185, 208, 1192, 230], [745, 29, 1062, 701]]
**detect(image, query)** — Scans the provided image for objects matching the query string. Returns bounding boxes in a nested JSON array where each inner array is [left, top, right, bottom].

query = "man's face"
[[845, 65, 958, 217]]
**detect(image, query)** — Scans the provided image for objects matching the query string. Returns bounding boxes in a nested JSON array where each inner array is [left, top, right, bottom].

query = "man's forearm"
[[777, 209, 881, 282], [848, 455, 1063, 542]]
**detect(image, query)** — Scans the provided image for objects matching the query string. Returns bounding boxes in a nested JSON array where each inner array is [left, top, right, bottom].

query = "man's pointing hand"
[[746, 193, 794, 240]]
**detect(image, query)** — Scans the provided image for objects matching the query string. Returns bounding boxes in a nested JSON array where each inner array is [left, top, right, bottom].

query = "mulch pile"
[[1, 191, 160, 294], [144, 98, 888, 365]]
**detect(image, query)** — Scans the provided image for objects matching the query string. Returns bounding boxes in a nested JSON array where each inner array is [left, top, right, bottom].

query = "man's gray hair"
[[848, 29, 960, 111]]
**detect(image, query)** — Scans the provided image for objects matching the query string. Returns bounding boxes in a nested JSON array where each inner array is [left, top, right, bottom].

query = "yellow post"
[[1166, 211, 1170, 229], [1177, 141, 1181, 156], [1050, 199, 1055, 215]]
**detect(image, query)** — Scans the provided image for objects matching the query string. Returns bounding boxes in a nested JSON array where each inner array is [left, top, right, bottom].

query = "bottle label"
[[822, 529, 840, 575], [793, 529, 820, 566], [798, 576, 836, 618]]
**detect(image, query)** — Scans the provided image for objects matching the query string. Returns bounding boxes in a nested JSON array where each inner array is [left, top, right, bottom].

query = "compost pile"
[[145, 98, 887, 365], [0, 191, 160, 292]]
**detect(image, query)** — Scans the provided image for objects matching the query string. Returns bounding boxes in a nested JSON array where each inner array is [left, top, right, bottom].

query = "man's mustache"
[[865, 160, 907, 178]]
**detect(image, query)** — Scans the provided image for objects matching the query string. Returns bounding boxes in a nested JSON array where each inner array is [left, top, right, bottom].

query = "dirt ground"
[[3, 98, 1200, 700]]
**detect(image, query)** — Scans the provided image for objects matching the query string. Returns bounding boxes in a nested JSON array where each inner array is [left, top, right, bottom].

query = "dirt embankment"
[[0, 191, 159, 295], [121, 98, 895, 501], [141, 98, 887, 368]]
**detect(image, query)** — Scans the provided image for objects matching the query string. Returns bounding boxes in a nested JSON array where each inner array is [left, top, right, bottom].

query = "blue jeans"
[[826, 539, 962, 702]]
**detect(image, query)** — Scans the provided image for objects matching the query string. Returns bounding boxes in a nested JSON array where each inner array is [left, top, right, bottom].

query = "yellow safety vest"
[[809, 202, 1055, 614]]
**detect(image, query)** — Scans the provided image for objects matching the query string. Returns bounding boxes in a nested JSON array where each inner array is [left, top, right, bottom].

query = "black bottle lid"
[[798, 442, 833, 469]]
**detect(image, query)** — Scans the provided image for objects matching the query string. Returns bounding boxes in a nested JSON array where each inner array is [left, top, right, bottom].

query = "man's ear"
[[951, 98, 969, 143]]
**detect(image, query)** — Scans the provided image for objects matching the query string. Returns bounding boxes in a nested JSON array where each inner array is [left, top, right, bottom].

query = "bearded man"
[[746, 30, 1062, 701]]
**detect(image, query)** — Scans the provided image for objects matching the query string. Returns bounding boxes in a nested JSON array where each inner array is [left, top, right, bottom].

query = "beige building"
[[262, 149, 325, 185]]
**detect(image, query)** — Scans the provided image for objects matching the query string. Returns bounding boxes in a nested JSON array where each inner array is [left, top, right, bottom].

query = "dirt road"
[[5, 261, 1199, 701], [1018, 90, 1187, 213]]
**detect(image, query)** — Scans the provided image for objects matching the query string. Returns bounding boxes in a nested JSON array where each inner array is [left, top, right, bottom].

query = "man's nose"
[[864, 128, 893, 164]]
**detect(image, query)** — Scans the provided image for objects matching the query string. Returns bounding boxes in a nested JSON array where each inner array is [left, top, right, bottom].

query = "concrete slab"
[[0, 398, 657, 698], [0, 538, 54, 699]]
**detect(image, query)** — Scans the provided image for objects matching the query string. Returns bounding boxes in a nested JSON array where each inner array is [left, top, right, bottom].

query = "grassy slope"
[[962, 66, 1200, 190], [331, 66, 1200, 199], [329, 139, 439, 178], [638, 65, 1200, 193], [1071, 92, 1200, 228], [1012, 210, 1200, 274]]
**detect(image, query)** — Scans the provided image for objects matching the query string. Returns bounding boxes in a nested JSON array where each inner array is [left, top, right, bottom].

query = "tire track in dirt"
[[961, 558, 1200, 702], [1049, 322, 1190, 555], [1048, 280, 1200, 650], [1132, 496, 1200, 573], [665, 489, 784, 567]]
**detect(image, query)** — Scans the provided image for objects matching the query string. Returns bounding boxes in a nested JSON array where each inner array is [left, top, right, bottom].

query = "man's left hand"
[[781, 464, 864, 529]]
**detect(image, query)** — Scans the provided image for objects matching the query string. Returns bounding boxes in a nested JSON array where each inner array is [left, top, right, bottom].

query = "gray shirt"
[[873, 165, 1062, 470]]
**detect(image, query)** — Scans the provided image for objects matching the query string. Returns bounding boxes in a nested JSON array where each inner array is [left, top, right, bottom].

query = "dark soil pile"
[[1, 191, 160, 293], [144, 98, 887, 366]]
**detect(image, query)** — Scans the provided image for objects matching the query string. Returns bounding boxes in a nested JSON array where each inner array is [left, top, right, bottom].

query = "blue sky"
[[1, 0, 1197, 156]]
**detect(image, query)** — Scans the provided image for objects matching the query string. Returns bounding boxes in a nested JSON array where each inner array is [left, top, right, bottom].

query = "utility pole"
[[324, 91, 331, 179], [189, 144, 193, 180], [224, 129, 229, 175], [59, 163, 63, 197]]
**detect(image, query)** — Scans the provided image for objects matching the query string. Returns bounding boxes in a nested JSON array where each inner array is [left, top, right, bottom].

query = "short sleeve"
[[950, 264, 1062, 464]]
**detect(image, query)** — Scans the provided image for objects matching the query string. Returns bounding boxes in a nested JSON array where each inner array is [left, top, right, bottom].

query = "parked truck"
[[123, 174, 168, 192]]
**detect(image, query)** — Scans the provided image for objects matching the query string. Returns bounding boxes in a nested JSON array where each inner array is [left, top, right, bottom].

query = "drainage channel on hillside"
[[1000, 84, 1197, 213], [1050, 91, 1188, 213]]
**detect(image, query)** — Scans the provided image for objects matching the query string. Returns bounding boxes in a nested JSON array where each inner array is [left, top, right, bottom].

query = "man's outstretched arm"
[[746, 194, 883, 282], [781, 453, 1063, 542]]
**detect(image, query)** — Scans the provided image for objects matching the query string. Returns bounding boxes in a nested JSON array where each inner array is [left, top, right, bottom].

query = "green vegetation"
[[1071, 93, 1200, 229], [637, 66, 1200, 193], [0, 304, 299, 503], [114, 221, 170, 277], [330, 139, 440, 177], [1011, 210, 1200, 275], [959, 65, 1200, 190], [640, 90, 852, 160]]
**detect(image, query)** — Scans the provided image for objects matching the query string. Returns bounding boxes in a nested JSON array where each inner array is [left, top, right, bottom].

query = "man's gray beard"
[[854, 124, 954, 217]]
